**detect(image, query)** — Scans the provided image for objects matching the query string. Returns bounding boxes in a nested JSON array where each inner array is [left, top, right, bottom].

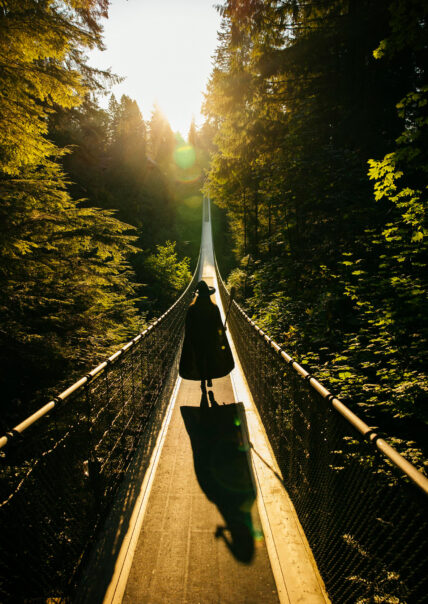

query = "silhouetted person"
[[179, 280, 234, 393]]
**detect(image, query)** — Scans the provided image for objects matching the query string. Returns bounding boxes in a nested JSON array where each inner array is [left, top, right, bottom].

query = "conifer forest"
[[0, 0, 427, 473]]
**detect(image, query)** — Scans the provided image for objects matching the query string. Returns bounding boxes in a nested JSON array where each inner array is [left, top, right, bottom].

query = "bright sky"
[[88, 0, 222, 137]]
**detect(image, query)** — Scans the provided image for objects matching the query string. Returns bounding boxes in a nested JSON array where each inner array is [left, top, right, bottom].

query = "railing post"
[[84, 379, 102, 505]]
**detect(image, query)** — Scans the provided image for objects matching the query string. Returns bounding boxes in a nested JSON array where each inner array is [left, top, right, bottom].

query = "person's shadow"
[[180, 392, 257, 563]]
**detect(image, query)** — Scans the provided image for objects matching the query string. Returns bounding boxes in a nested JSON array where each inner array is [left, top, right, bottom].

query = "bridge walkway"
[[101, 199, 328, 604]]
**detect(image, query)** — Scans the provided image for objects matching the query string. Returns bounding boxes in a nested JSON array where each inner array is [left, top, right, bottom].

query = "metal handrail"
[[215, 261, 428, 496], [0, 251, 201, 451]]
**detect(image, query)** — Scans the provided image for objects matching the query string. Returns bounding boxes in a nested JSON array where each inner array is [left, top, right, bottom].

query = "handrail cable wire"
[[0, 251, 200, 451], [215, 258, 428, 604], [2, 206, 428, 603], [0, 250, 201, 602], [217, 265, 428, 496]]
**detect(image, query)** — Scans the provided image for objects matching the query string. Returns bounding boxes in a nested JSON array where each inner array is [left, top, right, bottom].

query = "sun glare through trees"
[[0, 0, 426, 505]]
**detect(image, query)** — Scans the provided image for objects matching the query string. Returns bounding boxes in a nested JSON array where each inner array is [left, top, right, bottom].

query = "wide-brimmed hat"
[[195, 280, 216, 297]]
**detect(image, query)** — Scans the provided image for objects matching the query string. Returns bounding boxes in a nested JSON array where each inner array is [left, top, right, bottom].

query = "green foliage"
[[0, 161, 142, 375], [172, 128, 211, 266], [205, 0, 428, 466], [145, 241, 192, 309], [0, 0, 112, 176], [103, 94, 176, 249], [148, 104, 176, 169], [0, 1, 142, 419], [50, 93, 202, 307], [368, 0, 427, 302], [0, 0, 202, 424], [173, 183, 203, 267]]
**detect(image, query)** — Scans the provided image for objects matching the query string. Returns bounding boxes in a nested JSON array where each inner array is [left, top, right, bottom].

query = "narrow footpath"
[[120, 199, 278, 603], [121, 374, 279, 604], [102, 198, 329, 604]]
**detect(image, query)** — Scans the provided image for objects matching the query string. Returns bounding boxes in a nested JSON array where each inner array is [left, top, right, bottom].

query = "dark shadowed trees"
[[204, 0, 428, 464]]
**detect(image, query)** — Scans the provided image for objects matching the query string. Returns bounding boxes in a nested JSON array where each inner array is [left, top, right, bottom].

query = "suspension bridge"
[[0, 198, 427, 603]]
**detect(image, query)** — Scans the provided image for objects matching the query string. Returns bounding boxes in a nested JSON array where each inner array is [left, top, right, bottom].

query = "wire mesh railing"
[[0, 260, 200, 603], [216, 263, 428, 604]]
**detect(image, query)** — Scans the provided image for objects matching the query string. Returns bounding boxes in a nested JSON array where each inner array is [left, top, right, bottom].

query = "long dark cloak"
[[179, 298, 235, 381]]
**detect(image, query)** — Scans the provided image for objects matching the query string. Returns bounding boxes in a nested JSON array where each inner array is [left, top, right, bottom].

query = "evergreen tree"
[[148, 104, 176, 169], [205, 0, 428, 463], [145, 241, 192, 309], [49, 97, 111, 205], [0, 1, 141, 418], [188, 118, 198, 148], [50, 91, 197, 315], [105, 96, 175, 249], [0, 0, 112, 176], [109, 94, 147, 171]]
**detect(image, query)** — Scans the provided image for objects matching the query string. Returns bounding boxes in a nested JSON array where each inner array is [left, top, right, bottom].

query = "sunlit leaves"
[[0, 1, 143, 412], [206, 0, 428, 468], [145, 241, 191, 307], [0, 0, 111, 175]]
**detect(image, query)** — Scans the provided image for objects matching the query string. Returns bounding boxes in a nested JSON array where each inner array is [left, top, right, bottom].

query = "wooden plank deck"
[[121, 376, 279, 604], [96, 197, 329, 604]]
